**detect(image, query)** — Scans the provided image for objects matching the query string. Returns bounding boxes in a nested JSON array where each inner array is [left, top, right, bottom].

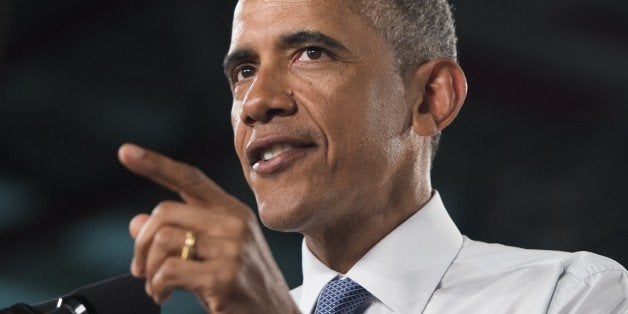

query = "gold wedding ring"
[[180, 231, 197, 260]]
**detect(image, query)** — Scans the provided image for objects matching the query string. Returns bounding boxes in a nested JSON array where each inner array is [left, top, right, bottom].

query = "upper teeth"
[[262, 143, 293, 161]]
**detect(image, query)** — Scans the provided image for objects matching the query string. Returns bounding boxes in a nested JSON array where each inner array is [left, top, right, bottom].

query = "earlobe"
[[408, 58, 468, 136]]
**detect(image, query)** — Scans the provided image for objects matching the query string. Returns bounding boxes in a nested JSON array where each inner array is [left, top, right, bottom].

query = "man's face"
[[227, 0, 415, 232]]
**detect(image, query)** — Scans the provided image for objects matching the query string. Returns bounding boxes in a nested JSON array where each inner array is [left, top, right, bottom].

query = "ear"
[[405, 58, 468, 136]]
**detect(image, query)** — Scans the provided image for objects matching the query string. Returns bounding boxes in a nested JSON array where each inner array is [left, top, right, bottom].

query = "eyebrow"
[[222, 30, 348, 78], [223, 49, 255, 78], [279, 30, 347, 51]]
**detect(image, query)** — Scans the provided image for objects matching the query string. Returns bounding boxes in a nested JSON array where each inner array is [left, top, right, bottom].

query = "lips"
[[259, 143, 295, 161], [246, 135, 317, 174]]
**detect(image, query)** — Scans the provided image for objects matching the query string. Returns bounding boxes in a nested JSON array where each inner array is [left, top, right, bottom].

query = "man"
[[118, 0, 627, 313]]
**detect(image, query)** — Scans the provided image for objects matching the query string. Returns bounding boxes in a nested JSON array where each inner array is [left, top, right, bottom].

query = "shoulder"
[[454, 236, 625, 277], [430, 237, 627, 312], [458, 236, 626, 276]]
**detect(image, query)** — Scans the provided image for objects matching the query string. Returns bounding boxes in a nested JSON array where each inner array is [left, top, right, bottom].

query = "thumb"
[[129, 214, 150, 239]]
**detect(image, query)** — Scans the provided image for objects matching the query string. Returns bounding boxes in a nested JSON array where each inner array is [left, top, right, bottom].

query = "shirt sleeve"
[[548, 259, 627, 313]]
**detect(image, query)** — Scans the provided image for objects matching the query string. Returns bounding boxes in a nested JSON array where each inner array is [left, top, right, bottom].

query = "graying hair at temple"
[[351, 0, 458, 161]]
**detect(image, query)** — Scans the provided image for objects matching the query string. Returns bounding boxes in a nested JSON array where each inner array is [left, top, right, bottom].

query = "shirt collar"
[[298, 191, 463, 313]]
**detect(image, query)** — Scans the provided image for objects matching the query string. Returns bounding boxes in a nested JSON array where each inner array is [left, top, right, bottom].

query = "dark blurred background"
[[0, 0, 626, 312]]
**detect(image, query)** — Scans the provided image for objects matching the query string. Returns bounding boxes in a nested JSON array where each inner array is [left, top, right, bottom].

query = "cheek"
[[312, 71, 404, 139], [231, 102, 248, 166], [230, 99, 242, 127], [299, 69, 364, 123], [310, 69, 408, 171], [297, 76, 376, 176]]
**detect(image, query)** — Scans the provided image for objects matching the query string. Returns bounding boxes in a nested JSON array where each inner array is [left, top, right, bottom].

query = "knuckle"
[[134, 234, 150, 254], [153, 227, 175, 247], [162, 258, 182, 276], [154, 258, 180, 286], [152, 200, 176, 217]]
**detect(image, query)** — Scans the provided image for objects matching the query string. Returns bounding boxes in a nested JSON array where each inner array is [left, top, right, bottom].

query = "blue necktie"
[[314, 277, 370, 314]]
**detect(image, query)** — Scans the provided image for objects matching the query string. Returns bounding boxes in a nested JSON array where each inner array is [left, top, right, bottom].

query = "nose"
[[239, 68, 296, 126]]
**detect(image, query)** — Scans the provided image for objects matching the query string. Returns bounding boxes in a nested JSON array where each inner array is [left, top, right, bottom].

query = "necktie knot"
[[315, 277, 370, 314]]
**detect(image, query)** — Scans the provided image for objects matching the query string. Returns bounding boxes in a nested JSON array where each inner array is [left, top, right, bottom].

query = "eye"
[[235, 65, 257, 83], [296, 47, 329, 62]]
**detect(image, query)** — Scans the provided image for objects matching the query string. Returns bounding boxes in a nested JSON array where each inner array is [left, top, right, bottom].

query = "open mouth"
[[259, 143, 296, 162], [246, 138, 317, 173]]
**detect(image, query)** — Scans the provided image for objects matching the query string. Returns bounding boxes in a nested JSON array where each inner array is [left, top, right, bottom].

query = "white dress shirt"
[[290, 192, 628, 313]]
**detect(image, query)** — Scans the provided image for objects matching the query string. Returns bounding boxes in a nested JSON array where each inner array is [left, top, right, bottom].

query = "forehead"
[[230, 0, 367, 51]]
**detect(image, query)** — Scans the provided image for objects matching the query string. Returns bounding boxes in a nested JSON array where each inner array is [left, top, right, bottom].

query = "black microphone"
[[1, 274, 160, 314]]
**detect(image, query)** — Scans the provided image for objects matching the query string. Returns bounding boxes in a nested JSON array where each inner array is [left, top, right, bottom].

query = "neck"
[[304, 180, 432, 273]]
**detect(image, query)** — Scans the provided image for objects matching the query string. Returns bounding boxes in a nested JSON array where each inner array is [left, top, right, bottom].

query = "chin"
[[256, 195, 314, 233]]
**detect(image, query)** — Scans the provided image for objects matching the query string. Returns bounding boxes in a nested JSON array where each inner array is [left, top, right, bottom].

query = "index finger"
[[118, 143, 225, 206]]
